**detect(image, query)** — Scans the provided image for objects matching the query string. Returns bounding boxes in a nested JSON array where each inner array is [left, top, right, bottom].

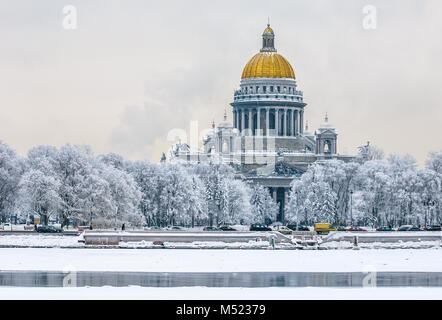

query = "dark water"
[[0, 271, 441, 287]]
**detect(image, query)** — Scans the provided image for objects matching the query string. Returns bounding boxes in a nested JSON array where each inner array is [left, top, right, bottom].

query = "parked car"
[[346, 227, 367, 232], [203, 226, 219, 231], [425, 225, 441, 231], [167, 226, 182, 230], [287, 224, 310, 232], [250, 224, 272, 231], [36, 225, 62, 233], [314, 223, 337, 234], [218, 225, 237, 231], [335, 225, 347, 232], [398, 225, 413, 231], [276, 226, 293, 235], [148, 226, 162, 230], [398, 225, 421, 231], [376, 226, 393, 232]]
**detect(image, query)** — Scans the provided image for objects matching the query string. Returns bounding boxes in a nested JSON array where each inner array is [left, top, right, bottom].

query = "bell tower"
[[315, 114, 337, 155]]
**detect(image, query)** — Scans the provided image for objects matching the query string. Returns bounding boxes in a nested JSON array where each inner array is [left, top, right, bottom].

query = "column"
[[233, 110, 237, 128], [300, 110, 304, 135], [275, 109, 279, 136], [283, 109, 287, 136], [241, 109, 245, 133], [291, 109, 295, 136], [257, 108, 261, 135], [248, 109, 252, 133], [265, 108, 270, 136], [283, 189, 288, 222], [294, 110, 298, 135], [272, 188, 277, 202]]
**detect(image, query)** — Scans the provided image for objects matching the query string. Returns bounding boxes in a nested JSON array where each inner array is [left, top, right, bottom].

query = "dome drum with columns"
[[169, 23, 355, 222]]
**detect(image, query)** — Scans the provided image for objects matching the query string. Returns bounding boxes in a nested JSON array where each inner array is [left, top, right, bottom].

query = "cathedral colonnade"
[[269, 186, 290, 223], [233, 107, 304, 136]]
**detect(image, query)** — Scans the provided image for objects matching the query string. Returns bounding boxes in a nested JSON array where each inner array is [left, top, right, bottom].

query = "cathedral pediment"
[[274, 161, 304, 176]]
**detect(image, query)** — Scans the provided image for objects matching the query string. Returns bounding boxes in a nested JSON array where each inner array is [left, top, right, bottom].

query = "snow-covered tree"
[[249, 185, 278, 224], [287, 160, 355, 225], [100, 164, 142, 227], [0, 141, 23, 223], [425, 151, 442, 224], [190, 163, 236, 226], [426, 151, 442, 174], [18, 165, 61, 225], [224, 180, 252, 225]]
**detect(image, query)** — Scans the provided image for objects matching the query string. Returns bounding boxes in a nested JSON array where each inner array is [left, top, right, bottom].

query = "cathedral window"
[[263, 86, 267, 93], [270, 86, 274, 92]]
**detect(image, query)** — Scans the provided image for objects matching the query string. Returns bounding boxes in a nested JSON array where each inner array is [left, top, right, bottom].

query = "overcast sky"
[[0, 0, 441, 165]]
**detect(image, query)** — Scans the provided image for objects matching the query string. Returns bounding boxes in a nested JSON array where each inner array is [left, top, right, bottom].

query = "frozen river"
[[0, 270, 441, 288]]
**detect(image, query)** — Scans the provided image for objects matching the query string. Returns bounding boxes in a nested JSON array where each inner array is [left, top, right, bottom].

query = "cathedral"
[[170, 24, 354, 222]]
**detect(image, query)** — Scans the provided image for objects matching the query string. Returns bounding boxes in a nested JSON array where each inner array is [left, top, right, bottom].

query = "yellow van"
[[314, 223, 337, 234]]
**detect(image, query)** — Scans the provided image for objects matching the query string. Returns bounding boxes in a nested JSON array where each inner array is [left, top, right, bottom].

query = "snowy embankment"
[[0, 235, 83, 248], [318, 231, 442, 249], [0, 248, 440, 272], [0, 286, 441, 300], [0, 234, 290, 249]]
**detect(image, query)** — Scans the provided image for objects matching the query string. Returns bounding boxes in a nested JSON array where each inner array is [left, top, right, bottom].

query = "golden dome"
[[241, 52, 295, 79]]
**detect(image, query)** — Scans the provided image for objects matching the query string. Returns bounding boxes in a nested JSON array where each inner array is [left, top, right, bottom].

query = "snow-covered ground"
[[0, 248, 440, 272], [0, 286, 440, 300], [0, 235, 82, 247], [321, 240, 441, 250]]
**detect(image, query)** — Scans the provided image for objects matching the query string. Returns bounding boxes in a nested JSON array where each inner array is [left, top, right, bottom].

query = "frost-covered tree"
[[224, 180, 252, 225], [354, 159, 394, 226], [187, 174, 208, 227], [249, 185, 278, 224], [128, 161, 206, 226], [100, 164, 142, 227], [126, 160, 160, 225], [0, 141, 23, 222], [426, 151, 442, 174], [190, 163, 235, 226], [18, 165, 61, 225], [287, 160, 355, 225], [425, 151, 442, 224]]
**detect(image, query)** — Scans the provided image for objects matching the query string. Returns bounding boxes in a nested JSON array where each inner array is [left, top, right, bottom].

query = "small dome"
[[263, 24, 274, 34]]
